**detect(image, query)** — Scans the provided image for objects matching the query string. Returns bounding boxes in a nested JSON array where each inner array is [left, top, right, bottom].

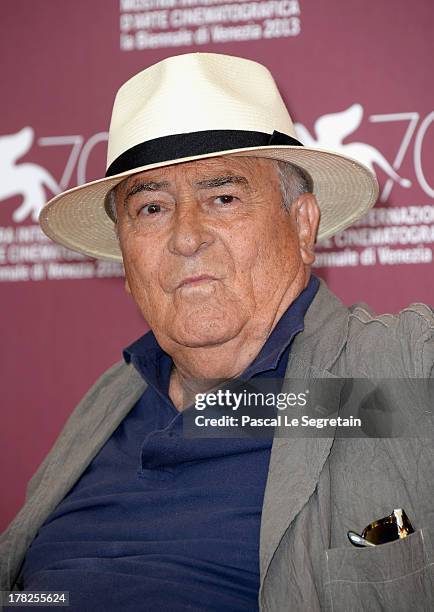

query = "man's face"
[[115, 156, 317, 352]]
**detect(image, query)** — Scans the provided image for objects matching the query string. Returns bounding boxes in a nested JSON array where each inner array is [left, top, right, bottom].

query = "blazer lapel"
[[259, 280, 351, 589], [259, 356, 343, 582]]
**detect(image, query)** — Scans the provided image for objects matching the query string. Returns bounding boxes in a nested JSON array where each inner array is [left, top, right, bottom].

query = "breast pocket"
[[322, 527, 433, 612]]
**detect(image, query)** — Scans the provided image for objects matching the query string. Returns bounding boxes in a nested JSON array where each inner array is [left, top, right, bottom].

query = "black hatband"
[[105, 129, 303, 177]]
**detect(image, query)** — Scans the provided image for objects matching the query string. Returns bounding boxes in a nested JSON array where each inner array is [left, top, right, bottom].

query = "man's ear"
[[293, 193, 320, 265]]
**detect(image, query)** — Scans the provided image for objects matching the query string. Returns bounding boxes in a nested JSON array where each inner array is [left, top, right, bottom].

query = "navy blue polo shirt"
[[21, 276, 319, 612]]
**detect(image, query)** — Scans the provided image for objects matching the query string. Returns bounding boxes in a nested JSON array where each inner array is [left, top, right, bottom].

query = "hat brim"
[[39, 145, 379, 262]]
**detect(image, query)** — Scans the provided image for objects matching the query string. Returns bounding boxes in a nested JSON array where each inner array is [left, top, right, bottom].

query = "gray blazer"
[[1, 280, 433, 611]]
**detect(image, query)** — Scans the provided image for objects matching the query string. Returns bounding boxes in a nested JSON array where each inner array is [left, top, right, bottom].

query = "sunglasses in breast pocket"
[[348, 508, 414, 547]]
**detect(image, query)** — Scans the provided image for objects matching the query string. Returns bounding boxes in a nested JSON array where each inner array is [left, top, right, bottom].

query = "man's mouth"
[[177, 275, 217, 288]]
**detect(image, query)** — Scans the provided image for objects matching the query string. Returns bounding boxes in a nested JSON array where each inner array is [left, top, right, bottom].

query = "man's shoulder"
[[61, 359, 140, 422], [349, 300, 434, 330], [293, 279, 434, 377], [69, 358, 145, 421], [80, 358, 129, 394], [86, 358, 133, 392], [344, 299, 434, 377], [24, 359, 146, 503]]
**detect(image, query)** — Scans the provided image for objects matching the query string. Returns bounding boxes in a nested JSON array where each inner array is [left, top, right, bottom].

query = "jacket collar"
[[290, 277, 349, 371]]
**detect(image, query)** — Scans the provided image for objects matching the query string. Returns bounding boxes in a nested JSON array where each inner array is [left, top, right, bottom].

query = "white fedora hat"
[[39, 52, 379, 262]]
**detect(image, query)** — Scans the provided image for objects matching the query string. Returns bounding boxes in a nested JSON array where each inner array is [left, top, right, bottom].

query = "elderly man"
[[1, 53, 433, 612]]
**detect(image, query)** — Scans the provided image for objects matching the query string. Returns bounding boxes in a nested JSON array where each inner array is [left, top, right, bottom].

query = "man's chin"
[[170, 314, 245, 349], [172, 327, 238, 349]]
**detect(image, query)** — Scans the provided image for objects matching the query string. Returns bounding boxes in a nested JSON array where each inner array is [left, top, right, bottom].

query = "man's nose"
[[167, 203, 214, 257]]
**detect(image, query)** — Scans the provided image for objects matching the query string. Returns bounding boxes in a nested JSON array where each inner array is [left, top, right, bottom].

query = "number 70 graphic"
[[369, 111, 434, 201], [38, 132, 108, 192]]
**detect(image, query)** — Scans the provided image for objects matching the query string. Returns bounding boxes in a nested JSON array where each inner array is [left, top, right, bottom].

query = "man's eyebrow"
[[124, 180, 170, 203], [122, 175, 249, 208], [195, 175, 249, 189]]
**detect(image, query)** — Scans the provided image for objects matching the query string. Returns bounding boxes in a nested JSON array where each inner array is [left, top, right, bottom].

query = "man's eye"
[[139, 203, 162, 216], [214, 195, 236, 205]]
